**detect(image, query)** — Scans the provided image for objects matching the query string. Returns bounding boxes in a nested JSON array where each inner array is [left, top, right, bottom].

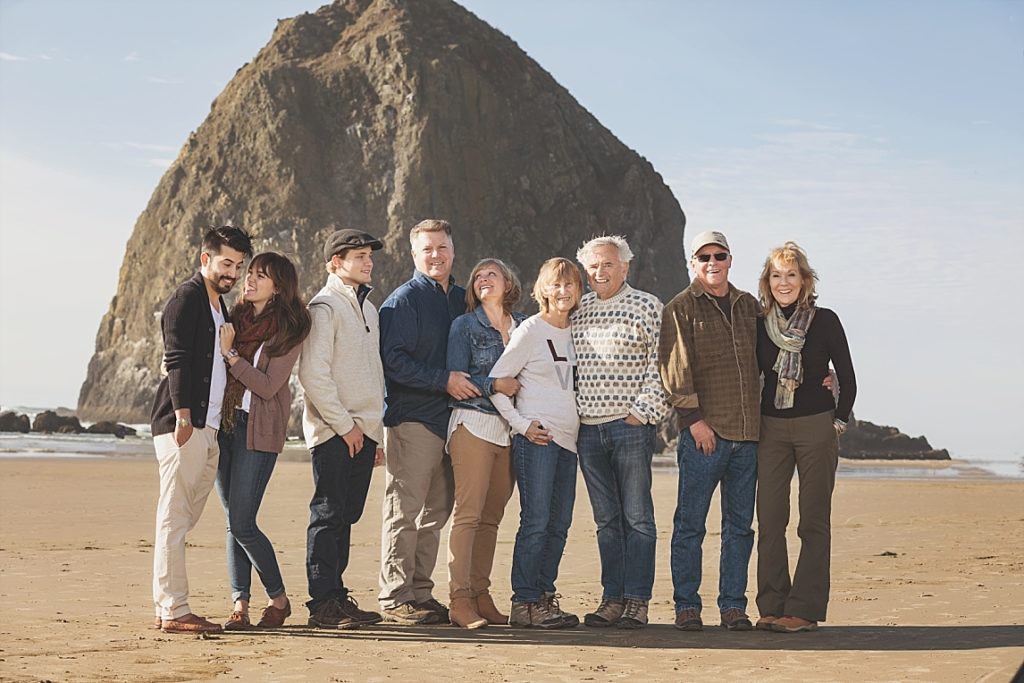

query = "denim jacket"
[[447, 306, 528, 415]]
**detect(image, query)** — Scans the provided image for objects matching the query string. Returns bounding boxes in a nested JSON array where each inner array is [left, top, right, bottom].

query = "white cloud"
[[124, 51, 141, 62], [145, 75, 183, 84], [0, 52, 28, 61]]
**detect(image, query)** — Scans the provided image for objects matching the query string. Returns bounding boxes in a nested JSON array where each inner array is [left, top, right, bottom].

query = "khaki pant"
[[378, 422, 454, 609], [152, 427, 220, 620], [447, 425, 515, 599], [755, 411, 838, 622]]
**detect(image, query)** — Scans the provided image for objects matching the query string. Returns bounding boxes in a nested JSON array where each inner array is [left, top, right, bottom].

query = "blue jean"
[[671, 428, 757, 613], [306, 434, 376, 610], [215, 411, 284, 603], [510, 435, 577, 603], [577, 419, 657, 601]]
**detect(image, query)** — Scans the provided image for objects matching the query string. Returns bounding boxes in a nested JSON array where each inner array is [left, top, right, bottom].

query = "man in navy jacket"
[[150, 226, 252, 634], [377, 219, 478, 624]]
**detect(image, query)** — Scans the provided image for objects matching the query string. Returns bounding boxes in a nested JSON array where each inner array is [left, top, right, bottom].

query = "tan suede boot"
[[449, 597, 487, 629], [475, 592, 508, 625]]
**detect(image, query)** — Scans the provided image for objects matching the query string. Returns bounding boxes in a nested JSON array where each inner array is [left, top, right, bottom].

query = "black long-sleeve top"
[[756, 305, 856, 422]]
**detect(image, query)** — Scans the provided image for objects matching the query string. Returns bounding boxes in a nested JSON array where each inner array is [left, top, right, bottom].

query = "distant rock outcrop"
[[85, 421, 139, 439], [0, 411, 31, 433], [77, 0, 687, 423], [32, 411, 83, 434], [839, 416, 950, 460]]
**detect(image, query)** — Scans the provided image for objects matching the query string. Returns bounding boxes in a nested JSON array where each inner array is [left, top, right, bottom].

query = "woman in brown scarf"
[[754, 242, 856, 634], [216, 252, 311, 629]]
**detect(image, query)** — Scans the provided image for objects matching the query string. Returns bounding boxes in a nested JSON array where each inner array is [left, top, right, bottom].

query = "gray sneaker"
[[509, 600, 565, 629], [382, 601, 438, 625], [542, 592, 579, 628], [615, 598, 649, 630], [584, 598, 625, 627]]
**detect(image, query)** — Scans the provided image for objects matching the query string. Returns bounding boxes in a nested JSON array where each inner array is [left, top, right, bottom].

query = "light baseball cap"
[[689, 230, 730, 257]]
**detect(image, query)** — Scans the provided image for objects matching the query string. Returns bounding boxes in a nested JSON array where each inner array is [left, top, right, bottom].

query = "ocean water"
[[1, 432, 1021, 480]]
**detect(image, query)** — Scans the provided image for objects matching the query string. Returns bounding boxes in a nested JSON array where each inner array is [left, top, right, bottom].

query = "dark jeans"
[[215, 411, 284, 603], [577, 419, 657, 601], [510, 435, 577, 603], [306, 434, 376, 610], [671, 428, 757, 614]]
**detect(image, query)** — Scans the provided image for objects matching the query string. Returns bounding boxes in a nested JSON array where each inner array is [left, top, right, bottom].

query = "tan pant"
[[447, 425, 515, 599], [755, 411, 839, 622], [378, 422, 454, 609], [152, 427, 220, 619]]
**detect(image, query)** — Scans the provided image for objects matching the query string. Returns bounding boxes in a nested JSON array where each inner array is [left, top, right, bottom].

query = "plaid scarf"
[[221, 305, 278, 433], [765, 304, 816, 410]]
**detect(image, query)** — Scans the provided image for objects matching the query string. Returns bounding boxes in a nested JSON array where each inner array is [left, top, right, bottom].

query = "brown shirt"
[[658, 280, 760, 442]]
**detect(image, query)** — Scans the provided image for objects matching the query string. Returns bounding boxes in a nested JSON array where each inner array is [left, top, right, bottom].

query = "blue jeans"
[[671, 428, 757, 613], [215, 411, 284, 603], [577, 420, 657, 601], [510, 435, 577, 603], [306, 434, 376, 609]]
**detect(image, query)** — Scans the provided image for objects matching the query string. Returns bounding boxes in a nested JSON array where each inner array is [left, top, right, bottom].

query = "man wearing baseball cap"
[[298, 228, 387, 628], [658, 230, 760, 633]]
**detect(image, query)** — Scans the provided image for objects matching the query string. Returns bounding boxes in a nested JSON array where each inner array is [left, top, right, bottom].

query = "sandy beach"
[[1, 457, 1021, 682]]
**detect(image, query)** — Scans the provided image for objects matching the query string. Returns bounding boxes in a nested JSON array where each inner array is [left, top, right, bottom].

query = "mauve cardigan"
[[227, 342, 301, 453]]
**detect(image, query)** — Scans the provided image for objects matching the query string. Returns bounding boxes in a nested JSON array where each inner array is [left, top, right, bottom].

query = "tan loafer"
[[161, 613, 224, 634]]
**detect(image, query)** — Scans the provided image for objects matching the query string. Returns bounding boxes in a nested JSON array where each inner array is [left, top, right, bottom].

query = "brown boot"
[[449, 597, 487, 629], [475, 592, 508, 625]]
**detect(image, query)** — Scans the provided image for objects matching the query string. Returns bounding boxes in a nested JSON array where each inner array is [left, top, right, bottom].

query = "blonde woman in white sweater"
[[489, 257, 582, 629]]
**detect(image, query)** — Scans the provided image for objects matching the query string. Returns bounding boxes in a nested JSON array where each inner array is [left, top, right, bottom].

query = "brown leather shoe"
[[771, 615, 818, 633], [257, 599, 291, 628], [223, 611, 253, 631], [756, 615, 779, 631], [161, 613, 224, 634]]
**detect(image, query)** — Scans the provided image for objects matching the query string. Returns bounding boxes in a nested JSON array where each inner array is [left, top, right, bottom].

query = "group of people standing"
[[148, 220, 855, 637]]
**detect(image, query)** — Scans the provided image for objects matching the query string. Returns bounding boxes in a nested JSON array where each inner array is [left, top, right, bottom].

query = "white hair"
[[576, 234, 634, 265]]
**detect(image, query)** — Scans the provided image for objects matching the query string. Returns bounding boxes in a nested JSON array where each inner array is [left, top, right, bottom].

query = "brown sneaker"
[[615, 599, 649, 630], [584, 598, 625, 627], [771, 616, 818, 633], [338, 595, 382, 626], [756, 615, 779, 631], [415, 598, 450, 625], [382, 601, 438, 625], [308, 598, 360, 629], [720, 608, 753, 631], [674, 607, 703, 631], [256, 599, 291, 628], [161, 613, 224, 634], [223, 611, 253, 631]]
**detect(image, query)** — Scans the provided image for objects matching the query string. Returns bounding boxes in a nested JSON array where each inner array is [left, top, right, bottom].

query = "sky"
[[0, 0, 1021, 461]]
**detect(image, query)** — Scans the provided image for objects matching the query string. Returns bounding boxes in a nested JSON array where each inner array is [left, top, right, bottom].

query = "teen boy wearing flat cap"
[[299, 229, 388, 628]]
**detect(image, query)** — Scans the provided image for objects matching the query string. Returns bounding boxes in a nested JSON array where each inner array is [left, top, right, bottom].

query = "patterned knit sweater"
[[571, 283, 670, 425]]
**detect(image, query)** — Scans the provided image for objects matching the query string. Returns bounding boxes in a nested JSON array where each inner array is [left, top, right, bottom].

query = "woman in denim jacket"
[[445, 258, 526, 628]]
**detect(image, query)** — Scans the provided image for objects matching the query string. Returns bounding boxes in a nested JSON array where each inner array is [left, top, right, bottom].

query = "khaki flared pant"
[[446, 425, 515, 599], [755, 411, 839, 622]]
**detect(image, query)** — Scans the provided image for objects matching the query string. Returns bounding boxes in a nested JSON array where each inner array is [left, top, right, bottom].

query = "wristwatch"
[[224, 348, 239, 360], [175, 417, 192, 428]]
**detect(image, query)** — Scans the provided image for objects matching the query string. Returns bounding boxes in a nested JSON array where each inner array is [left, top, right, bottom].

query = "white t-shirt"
[[207, 303, 227, 430], [240, 343, 264, 413]]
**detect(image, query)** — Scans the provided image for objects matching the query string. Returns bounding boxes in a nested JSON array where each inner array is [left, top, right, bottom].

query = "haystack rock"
[[78, 0, 687, 423]]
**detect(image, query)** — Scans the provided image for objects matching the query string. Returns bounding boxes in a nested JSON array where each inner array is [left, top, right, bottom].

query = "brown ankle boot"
[[475, 592, 508, 625], [449, 597, 487, 629]]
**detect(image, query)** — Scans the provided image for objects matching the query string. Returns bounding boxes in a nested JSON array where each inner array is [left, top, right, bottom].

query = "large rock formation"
[[839, 416, 950, 460], [78, 0, 687, 423]]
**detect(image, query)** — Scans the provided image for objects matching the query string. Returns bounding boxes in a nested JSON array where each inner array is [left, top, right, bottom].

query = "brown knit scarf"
[[221, 305, 278, 433]]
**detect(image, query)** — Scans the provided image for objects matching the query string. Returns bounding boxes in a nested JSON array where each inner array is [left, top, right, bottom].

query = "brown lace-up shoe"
[[382, 601, 437, 625], [309, 598, 360, 629], [415, 598, 450, 625], [223, 611, 253, 631], [674, 607, 703, 631], [720, 608, 753, 631], [584, 598, 625, 627], [161, 613, 224, 634], [339, 595, 382, 626], [256, 599, 291, 628]]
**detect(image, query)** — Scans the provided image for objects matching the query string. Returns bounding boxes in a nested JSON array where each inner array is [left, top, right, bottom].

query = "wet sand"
[[0, 458, 1021, 682]]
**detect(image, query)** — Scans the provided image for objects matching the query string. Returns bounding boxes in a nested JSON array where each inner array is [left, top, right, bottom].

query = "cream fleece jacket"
[[299, 274, 385, 448]]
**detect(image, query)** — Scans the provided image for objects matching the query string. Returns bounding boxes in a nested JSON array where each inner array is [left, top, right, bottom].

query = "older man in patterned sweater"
[[572, 235, 669, 629]]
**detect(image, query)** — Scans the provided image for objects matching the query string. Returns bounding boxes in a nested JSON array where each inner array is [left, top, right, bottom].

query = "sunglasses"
[[695, 252, 729, 263]]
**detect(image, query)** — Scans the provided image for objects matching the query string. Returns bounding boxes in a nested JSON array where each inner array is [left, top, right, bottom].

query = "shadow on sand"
[[219, 623, 1024, 651]]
